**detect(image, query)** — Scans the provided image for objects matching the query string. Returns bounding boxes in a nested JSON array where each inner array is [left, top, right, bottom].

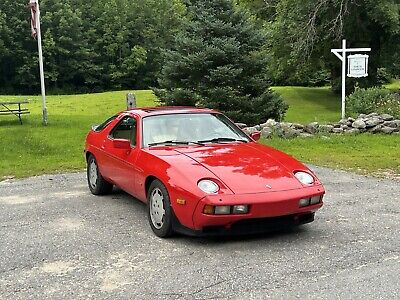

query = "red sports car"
[[85, 107, 325, 237]]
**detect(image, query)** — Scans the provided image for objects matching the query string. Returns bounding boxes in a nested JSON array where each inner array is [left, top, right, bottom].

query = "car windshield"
[[142, 113, 250, 147]]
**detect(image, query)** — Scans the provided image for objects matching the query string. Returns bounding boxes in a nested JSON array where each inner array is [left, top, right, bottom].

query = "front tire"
[[147, 180, 173, 238], [87, 154, 113, 195]]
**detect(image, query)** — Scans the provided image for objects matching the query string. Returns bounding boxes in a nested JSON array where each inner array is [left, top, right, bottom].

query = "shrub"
[[346, 87, 400, 118]]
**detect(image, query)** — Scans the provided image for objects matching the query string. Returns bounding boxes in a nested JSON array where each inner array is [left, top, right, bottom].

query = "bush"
[[346, 87, 400, 118]]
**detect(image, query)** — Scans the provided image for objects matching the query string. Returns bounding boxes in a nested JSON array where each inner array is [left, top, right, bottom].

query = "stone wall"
[[240, 113, 400, 139]]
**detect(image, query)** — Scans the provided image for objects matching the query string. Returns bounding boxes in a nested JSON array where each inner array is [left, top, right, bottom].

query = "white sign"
[[347, 54, 369, 78]]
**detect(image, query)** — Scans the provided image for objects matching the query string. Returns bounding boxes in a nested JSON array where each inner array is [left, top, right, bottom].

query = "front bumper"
[[191, 185, 324, 231], [173, 212, 315, 237]]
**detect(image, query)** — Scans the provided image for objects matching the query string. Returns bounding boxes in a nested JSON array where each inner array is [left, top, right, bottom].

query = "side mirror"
[[250, 131, 261, 141], [113, 139, 131, 150]]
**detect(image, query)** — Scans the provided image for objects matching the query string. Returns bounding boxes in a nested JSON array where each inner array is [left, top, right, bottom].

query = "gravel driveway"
[[0, 166, 399, 300]]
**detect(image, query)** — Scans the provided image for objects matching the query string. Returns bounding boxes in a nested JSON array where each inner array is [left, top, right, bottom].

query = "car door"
[[102, 114, 140, 196]]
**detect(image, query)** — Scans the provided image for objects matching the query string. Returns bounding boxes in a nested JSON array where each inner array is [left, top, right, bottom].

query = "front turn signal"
[[203, 205, 215, 215]]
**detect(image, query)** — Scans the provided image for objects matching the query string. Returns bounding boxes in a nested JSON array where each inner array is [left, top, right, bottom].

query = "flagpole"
[[36, 0, 48, 125]]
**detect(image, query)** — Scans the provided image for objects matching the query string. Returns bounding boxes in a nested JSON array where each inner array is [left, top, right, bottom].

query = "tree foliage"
[[238, 0, 400, 90], [154, 0, 288, 125], [0, 0, 185, 93], [0, 0, 398, 95]]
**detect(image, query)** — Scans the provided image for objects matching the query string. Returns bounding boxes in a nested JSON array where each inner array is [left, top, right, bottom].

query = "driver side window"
[[110, 116, 137, 146]]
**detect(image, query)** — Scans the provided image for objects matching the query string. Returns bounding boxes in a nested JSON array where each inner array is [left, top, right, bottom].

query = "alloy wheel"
[[150, 188, 165, 229], [89, 160, 98, 189]]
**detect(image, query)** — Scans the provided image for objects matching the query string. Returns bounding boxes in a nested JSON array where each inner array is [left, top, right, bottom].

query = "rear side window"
[[93, 115, 117, 132]]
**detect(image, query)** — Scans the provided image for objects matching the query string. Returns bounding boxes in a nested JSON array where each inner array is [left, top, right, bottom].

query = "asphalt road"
[[0, 167, 399, 300]]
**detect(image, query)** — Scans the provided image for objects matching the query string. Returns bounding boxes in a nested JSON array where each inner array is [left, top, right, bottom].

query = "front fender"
[[136, 149, 233, 229]]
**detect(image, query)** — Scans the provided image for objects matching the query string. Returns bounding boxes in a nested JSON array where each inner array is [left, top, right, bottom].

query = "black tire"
[[147, 179, 173, 238], [87, 154, 113, 195]]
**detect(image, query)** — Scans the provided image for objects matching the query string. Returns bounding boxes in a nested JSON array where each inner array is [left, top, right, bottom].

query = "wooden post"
[[126, 93, 136, 110]]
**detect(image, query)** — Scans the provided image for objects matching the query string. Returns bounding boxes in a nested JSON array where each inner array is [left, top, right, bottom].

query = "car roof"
[[120, 106, 219, 117]]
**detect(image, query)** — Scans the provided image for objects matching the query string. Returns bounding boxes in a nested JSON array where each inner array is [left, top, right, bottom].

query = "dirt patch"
[[49, 217, 84, 231], [41, 260, 76, 275], [0, 195, 38, 205], [51, 191, 89, 199]]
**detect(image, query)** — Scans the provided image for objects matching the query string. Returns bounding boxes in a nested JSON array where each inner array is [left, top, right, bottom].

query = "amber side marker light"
[[176, 199, 186, 205]]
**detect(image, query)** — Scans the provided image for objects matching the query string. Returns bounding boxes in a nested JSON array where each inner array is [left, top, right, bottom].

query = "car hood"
[[174, 143, 305, 194]]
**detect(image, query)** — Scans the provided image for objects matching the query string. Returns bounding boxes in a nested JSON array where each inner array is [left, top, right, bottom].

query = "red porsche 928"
[[84, 107, 325, 237]]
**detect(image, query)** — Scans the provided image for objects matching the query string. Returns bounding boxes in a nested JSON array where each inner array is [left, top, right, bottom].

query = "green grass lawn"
[[0, 87, 399, 179], [386, 79, 400, 90], [273, 86, 341, 124], [0, 91, 157, 178]]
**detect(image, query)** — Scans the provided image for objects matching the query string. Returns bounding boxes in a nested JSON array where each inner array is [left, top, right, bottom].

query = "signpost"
[[331, 39, 371, 119]]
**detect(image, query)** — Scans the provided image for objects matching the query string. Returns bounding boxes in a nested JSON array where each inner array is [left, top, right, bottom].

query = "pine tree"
[[154, 0, 288, 125]]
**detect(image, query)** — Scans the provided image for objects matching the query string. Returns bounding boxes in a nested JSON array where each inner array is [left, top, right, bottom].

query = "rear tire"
[[147, 179, 173, 238], [87, 154, 113, 195]]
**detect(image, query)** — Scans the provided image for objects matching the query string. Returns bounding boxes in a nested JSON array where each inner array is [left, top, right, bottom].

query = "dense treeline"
[[0, 0, 398, 94], [0, 0, 185, 93], [238, 0, 400, 91]]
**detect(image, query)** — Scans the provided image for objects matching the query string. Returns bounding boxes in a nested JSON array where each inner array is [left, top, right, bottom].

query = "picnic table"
[[0, 100, 30, 124]]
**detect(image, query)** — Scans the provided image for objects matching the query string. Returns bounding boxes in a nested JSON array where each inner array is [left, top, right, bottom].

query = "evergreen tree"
[[154, 0, 288, 125]]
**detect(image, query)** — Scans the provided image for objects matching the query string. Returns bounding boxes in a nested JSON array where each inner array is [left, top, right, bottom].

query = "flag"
[[29, 0, 38, 39]]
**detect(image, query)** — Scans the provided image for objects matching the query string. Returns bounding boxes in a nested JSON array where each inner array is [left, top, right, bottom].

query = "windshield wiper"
[[148, 140, 205, 147], [197, 137, 248, 144]]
